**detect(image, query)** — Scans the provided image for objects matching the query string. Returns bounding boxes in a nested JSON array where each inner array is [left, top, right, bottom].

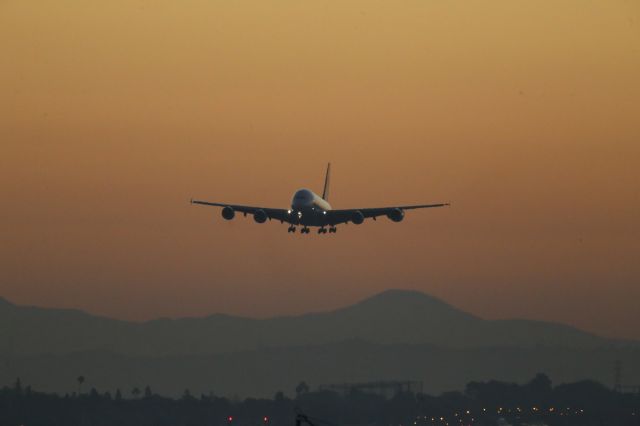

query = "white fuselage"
[[290, 188, 332, 226]]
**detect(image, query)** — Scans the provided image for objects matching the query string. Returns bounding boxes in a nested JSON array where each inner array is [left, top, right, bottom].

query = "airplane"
[[191, 164, 449, 234]]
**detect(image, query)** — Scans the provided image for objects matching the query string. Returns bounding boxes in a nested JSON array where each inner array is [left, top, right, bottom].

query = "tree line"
[[1, 374, 639, 426]]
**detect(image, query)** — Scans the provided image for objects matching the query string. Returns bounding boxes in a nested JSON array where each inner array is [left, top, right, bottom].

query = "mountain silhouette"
[[0, 289, 619, 357], [1, 289, 639, 397]]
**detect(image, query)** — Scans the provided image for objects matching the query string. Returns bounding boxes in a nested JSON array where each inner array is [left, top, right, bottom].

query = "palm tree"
[[295, 381, 309, 397], [132, 387, 141, 399], [77, 376, 85, 395]]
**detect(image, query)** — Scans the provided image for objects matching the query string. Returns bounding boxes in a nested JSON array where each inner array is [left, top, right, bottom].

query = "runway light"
[[228, 416, 234, 422], [263, 416, 269, 422]]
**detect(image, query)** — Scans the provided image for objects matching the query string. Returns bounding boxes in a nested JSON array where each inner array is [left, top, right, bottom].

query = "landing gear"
[[290, 226, 334, 234]]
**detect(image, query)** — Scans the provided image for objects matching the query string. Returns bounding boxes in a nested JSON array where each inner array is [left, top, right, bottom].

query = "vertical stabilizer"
[[322, 163, 331, 201]]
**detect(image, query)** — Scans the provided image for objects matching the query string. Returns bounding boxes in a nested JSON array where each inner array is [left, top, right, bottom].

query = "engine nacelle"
[[221, 206, 235, 220], [387, 208, 405, 222], [351, 210, 365, 225], [253, 209, 268, 223]]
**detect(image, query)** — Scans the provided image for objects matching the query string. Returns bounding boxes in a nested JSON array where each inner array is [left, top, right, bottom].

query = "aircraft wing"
[[190, 199, 291, 222], [326, 203, 449, 225]]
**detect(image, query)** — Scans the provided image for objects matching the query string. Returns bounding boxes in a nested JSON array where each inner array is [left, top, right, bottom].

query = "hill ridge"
[[0, 289, 463, 323], [2, 288, 638, 398], [0, 288, 621, 360]]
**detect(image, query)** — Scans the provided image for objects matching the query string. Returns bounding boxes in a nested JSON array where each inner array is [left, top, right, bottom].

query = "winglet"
[[322, 162, 331, 201]]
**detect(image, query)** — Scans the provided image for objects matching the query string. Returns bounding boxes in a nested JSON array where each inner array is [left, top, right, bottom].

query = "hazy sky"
[[1, 1, 639, 339]]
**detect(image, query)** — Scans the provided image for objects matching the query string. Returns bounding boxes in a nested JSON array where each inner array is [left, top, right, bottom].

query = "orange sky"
[[1, 0, 639, 339]]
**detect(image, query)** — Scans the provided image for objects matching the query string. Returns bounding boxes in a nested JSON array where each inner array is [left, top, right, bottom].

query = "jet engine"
[[253, 209, 268, 223], [221, 206, 235, 220], [351, 210, 365, 224], [387, 208, 405, 222]]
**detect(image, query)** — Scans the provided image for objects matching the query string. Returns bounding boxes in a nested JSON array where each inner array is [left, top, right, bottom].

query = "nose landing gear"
[[287, 226, 296, 233]]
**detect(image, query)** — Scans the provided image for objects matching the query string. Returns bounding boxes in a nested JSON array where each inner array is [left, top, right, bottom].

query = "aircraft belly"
[[299, 209, 328, 227]]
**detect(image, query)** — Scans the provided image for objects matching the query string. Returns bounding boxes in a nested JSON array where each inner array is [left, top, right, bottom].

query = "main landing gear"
[[317, 227, 337, 234], [288, 226, 336, 234]]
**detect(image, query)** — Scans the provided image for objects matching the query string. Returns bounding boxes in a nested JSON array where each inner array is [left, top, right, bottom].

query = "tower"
[[614, 360, 622, 392]]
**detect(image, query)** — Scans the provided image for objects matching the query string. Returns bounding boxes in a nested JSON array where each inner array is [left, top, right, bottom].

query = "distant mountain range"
[[0, 290, 620, 356], [1, 290, 638, 397]]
